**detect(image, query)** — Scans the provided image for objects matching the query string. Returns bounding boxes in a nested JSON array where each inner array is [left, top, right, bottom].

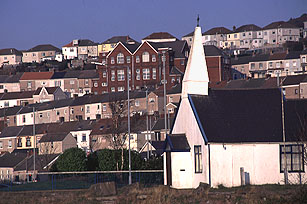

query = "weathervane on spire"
[[197, 15, 200, 27]]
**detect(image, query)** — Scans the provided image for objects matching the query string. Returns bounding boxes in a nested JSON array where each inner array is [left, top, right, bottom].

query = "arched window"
[[117, 53, 124, 64], [142, 52, 150, 62]]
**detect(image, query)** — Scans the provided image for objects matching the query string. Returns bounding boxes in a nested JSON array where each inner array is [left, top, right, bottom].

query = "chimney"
[[233, 26, 236, 32]]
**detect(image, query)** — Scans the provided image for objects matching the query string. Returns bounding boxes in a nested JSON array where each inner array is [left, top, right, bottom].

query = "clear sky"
[[0, 0, 306, 50]]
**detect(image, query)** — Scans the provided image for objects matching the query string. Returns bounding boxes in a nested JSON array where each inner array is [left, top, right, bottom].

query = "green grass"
[[0, 180, 92, 192]]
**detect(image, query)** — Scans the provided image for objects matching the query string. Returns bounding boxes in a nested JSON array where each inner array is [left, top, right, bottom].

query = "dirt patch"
[[0, 183, 306, 204]]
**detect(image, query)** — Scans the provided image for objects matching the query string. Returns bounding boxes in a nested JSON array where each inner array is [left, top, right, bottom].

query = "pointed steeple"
[[182, 24, 209, 98]]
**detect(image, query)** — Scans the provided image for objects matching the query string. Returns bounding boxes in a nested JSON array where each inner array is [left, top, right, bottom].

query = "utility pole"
[[162, 51, 167, 136], [127, 66, 131, 185], [33, 107, 36, 182], [279, 74, 288, 184], [146, 88, 149, 160]]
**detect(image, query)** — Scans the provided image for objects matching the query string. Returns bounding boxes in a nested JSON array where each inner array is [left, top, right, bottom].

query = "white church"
[[163, 24, 307, 188]]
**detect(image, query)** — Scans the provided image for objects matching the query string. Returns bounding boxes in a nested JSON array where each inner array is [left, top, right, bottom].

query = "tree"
[[103, 95, 143, 170], [96, 149, 144, 171], [53, 147, 87, 172]]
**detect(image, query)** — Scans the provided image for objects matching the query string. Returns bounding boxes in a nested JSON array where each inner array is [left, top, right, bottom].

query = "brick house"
[[92, 40, 189, 94]]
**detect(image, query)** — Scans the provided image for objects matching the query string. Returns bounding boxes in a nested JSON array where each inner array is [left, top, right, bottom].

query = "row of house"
[[231, 49, 307, 78], [182, 18, 306, 50], [0, 70, 98, 97]]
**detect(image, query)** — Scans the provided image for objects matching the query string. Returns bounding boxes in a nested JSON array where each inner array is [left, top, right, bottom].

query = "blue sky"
[[0, 0, 306, 50]]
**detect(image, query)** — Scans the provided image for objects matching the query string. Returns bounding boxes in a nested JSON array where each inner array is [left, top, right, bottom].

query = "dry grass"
[[0, 183, 306, 204]]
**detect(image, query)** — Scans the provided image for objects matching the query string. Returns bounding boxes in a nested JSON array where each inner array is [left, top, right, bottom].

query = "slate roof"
[[183, 31, 194, 37], [165, 134, 190, 152], [14, 154, 59, 171], [78, 39, 97, 46], [203, 27, 232, 35], [170, 66, 183, 75], [39, 133, 71, 142], [167, 84, 182, 95], [268, 52, 287, 61], [263, 21, 298, 30], [0, 48, 22, 56], [24, 44, 61, 53], [0, 90, 35, 100], [159, 40, 187, 58], [282, 74, 307, 86], [152, 117, 174, 131], [189, 89, 307, 143], [34, 87, 59, 95], [143, 32, 178, 40], [20, 72, 54, 80], [204, 45, 225, 57], [235, 24, 261, 32], [285, 51, 301, 60], [0, 152, 27, 168], [221, 78, 279, 89], [102, 36, 138, 44], [122, 42, 141, 53]]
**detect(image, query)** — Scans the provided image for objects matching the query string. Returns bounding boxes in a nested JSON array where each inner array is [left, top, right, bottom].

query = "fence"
[[0, 170, 164, 191]]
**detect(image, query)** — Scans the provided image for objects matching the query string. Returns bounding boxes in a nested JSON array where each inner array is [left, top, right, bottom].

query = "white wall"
[[209, 143, 307, 187], [169, 98, 209, 189]]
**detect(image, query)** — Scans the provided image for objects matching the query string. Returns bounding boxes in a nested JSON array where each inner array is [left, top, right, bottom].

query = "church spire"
[[182, 23, 209, 98]]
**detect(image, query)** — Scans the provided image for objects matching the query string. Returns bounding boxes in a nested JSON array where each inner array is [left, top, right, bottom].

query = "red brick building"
[[92, 41, 231, 94], [92, 40, 189, 94]]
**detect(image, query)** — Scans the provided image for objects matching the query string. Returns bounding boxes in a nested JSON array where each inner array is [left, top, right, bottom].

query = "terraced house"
[[22, 44, 61, 63]]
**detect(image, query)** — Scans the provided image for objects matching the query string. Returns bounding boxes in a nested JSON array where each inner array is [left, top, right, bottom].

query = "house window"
[[136, 56, 140, 63], [293, 61, 297, 67], [276, 62, 280, 68], [103, 71, 107, 78], [286, 62, 289, 67], [142, 52, 150, 62], [56, 111, 60, 116], [280, 145, 304, 172], [26, 138, 31, 147], [102, 82, 107, 87], [82, 134, 86, 142], [269, 62, 273, 68], [111, 87, 115, 92], [111, 70, 115, 81], [22, 115, 26, 123], [295, 89, 298, 94], [117, 53, 124, 64], [194, 145, 202, 173], [142, 68, 150, 80], [302, 57, 306, 63], [70, 80, 75, 85], [251, 63, 255, 69], [118, 86, 124, 92], [85, 79, 89, 86], [152, 55, 156, 62], [110, 57, 115, 64], [39, 113, 43, 118], [86, 106, 90, 113], [152, 68, 156, 79], [181, 59, 185, 65], [71, 108, 74, 114], [94, 82, 98, 87], [27, 82, 32, 88], [102, 104, 107, 112], [136, 69, 140, 80], [17, 138, 22, 147], [259, 63, 263, 69], [117, 70, 125, 81], [126, 56, 131, 63], [0, 141, 2, 149], [4, 101, 9, 107], [135, 100, 139, 106]]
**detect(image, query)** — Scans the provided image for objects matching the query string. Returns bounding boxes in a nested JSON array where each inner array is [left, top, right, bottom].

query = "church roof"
[[188, 88, 307, 143]]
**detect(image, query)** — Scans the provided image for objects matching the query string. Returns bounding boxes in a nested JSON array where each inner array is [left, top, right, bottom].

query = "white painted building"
[[164, 25, 307, 189]]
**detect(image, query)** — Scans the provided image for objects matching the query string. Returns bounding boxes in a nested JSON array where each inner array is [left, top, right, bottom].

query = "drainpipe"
[[208, 144, 211, 187]]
